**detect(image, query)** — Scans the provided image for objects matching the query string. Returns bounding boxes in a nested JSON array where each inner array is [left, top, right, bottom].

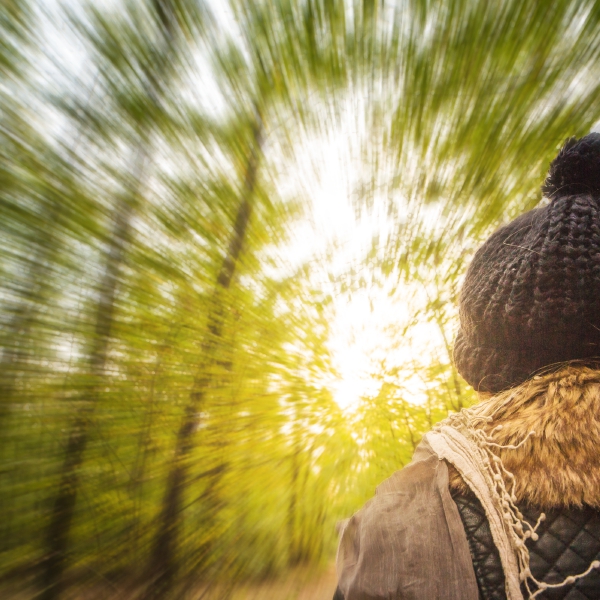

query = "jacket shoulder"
[[336, 454, 478, 600]]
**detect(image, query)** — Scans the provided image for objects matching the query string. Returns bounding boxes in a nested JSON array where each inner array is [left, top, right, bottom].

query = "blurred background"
[[2, 0, 600, 598]]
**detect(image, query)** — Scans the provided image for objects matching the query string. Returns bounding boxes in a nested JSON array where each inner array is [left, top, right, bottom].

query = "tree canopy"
[[1, 0, 600, 598]]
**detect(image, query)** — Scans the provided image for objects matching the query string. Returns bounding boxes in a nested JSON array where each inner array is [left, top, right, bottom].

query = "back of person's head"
[[455, 133, 600, 393]]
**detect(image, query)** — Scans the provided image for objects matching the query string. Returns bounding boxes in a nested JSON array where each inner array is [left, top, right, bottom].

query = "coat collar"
[[448, 366, 600, 509]]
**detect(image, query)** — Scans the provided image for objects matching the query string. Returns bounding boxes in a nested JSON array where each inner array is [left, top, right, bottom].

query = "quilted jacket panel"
[[451, 489, 506, 599], [451, 488, 600, 600]]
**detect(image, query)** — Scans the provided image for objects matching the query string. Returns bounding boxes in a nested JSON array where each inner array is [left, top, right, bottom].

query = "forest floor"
[[2, 565, 338, 600], [213, 564, 337, 600], [182, 564, 338, 600]]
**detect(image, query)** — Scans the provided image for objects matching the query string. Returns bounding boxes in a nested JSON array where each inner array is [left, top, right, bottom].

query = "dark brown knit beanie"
[[454, 133, 600, 393]]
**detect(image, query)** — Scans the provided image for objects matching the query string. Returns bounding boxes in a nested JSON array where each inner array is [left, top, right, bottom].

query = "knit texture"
[[455, 133, 600, 392]]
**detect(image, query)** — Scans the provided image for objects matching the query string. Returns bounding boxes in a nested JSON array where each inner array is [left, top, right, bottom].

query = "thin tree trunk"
[[288, 429, 300, 566], [128, 318, 184, 559], [40, 3, 180, 595], [146, 117, 263, 599], [400, 399, 418, 450], [40, 147, 146, 600]]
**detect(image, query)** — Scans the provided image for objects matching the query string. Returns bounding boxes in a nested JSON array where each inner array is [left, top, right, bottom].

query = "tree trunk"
[[40, 147, 146, 600], [146, 117, 263, 599], [288, 421, 301, 567], [40, 3, 180, 595]]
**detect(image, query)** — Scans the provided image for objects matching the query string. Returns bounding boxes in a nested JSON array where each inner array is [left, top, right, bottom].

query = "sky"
[[267, 105, 452, 411]]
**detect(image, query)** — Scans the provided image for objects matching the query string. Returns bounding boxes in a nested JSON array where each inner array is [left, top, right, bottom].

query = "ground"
[[224, 565, 338, 600], [1, 565, 338, 600]]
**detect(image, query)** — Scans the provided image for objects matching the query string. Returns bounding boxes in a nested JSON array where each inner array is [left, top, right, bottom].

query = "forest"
[[2, 0, 600, 598]]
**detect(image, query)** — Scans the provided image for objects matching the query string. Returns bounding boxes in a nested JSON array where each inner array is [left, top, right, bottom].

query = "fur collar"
[[448, 366, 600, 509]]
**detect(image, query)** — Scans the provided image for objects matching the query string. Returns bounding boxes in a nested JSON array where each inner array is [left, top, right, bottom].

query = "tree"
[[147, 110, 264, 597], [39, 1, 207, 597], [4, 1, 600, 598]]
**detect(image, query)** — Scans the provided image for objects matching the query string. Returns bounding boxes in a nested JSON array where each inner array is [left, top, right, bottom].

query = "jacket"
[[333, 367, 600, 600]]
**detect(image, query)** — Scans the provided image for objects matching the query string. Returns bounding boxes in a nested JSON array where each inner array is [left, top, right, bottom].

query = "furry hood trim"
[[448, 365, 600, 509]]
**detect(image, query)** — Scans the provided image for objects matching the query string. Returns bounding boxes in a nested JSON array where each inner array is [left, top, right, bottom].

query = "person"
[[333, 133, 600, 600]]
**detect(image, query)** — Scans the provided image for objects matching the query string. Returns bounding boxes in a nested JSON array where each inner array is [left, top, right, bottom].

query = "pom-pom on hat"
[[454, 133, 600, 393]]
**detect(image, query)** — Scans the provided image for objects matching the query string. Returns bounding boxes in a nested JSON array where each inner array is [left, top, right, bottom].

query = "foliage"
[[2, 0, 600, 598]]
